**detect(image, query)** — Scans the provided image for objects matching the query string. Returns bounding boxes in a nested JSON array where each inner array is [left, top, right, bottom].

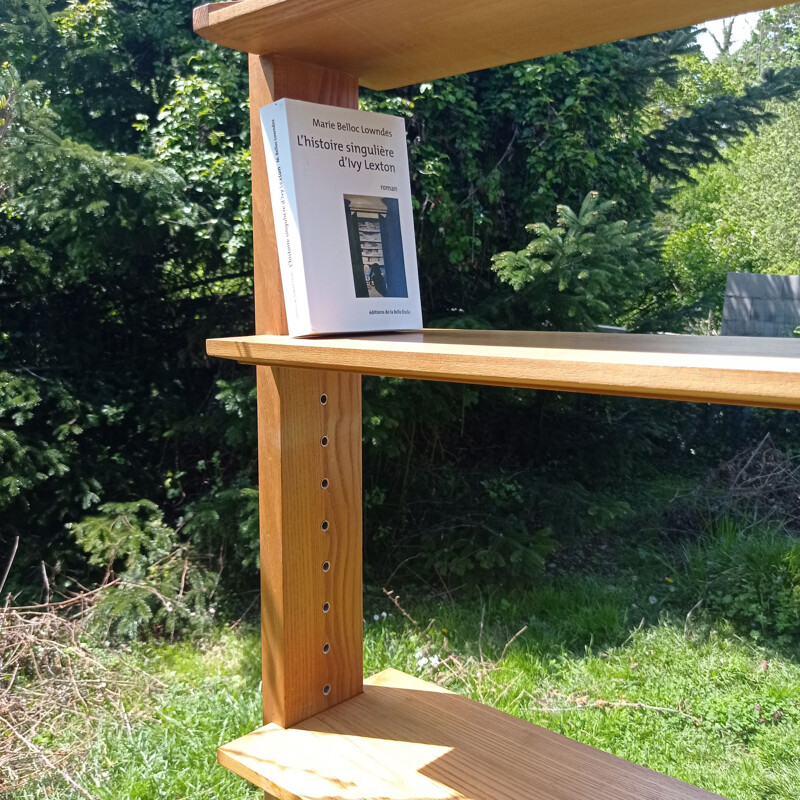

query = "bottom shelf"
[[218, 668, 723, 800]]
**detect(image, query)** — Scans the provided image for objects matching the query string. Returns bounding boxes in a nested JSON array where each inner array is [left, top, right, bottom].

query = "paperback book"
[[260, 98, 422, 336]]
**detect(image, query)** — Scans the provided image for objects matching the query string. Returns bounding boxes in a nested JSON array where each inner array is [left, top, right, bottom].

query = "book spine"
[[260, 102, 312, 336]]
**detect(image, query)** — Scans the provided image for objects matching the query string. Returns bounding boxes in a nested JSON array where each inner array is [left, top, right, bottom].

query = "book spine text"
[[261, 103, 311, 335]]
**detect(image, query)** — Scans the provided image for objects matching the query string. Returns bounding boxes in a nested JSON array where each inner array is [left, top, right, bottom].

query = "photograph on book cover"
[[343, 194, 408, 299]]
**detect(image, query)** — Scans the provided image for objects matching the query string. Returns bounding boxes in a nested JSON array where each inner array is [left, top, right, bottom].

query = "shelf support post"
[[249, 54, 362, 728]]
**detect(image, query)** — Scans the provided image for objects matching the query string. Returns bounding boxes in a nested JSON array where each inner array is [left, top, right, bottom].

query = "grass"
[[2, 633, 264, 800], [364, 581, 800, 800], [5, 537, 800, 800]]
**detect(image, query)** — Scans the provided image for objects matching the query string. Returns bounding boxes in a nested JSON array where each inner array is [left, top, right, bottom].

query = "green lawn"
[[5, 566, 799, 800]]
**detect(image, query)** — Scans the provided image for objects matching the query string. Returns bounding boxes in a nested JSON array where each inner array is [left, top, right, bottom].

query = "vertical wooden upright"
[[249, 54, 363, 728]]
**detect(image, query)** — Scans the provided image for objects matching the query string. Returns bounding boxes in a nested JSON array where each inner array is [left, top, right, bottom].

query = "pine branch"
[[640, 65, 800, 183]]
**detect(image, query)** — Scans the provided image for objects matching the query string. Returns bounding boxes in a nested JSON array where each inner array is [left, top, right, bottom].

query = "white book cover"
[[260, 98, 423, 337]]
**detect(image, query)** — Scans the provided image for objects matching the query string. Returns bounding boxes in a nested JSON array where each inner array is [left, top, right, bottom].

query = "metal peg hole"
[[322, 561, 330, 573], [321, 520, 329, 532], [321, 478, 329, 489], [320, 435, 329, 447], [322, 642, 330, 654], [323, 684, 331, 696], [320, 394, 328, 405], [322, 602, 330, 613]]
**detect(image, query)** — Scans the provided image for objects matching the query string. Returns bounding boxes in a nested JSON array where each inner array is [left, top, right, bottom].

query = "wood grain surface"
[[194, 0, 776, 90], [257, 367, 362, 728], [207, 330, 800, 410], [248, 55, 363, 727], [218, 668, 725, 800]]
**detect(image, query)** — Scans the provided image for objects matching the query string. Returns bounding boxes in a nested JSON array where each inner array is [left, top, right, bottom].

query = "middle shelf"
[[207, 328, 800, 409]]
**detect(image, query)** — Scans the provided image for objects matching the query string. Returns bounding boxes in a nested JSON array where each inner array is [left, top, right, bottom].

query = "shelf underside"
[[192, 0, 776, 89], [206, 329, 800, 409], [218, 668, 723, 800]]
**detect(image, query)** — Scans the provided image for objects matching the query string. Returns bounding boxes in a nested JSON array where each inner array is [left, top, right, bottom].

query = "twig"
[[228, 592, 260, 630], [684, 598, 703, 639], [492, 673, 522, 703], [41, 561, 51, 607], [0, 664, 19, 697], [66, 655, 89, 711], [120, 700, 133, 737], [477, 603, 486, 667], [728, 432, 770, 495], [178, 557, 189, 598], [0, 535, 19, 595], [210, 546, 224, 600], [10, 579, 122, 611], [457, 127, 519, 209], [520, 689, 702, 724], [620, 617, 645, 648], [80, 629, 167, 689], [498, 625, 528, 662], [382, 588, 419, 626], [476, 604, 487, 703], [0, 716, 100, 800], [541, 698, 702, 724]]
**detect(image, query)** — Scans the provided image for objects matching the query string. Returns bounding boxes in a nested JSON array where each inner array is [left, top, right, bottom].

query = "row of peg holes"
[[321, 392, 331, 698]]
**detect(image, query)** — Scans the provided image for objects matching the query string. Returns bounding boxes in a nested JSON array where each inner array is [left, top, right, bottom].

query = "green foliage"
[[721, 103, 800, 274], [655, 98, 800, 330], [737, 4, 800, 76], [183, 478, 260, 571], [641, 64, 800, 185], [69, 501, 215, 639], [0, 371, 70, 509], [0, 0, 256, 594], [3, 0, 799, 608], [362, 29, 714, 330], [654, 5, 800, 329], [646, 53, 747, 129], [8, 522, 800, 799], [492, 191, 660, 330], [679, 519, 800, 645], [423, 471, 555, 580], [71, 500, 175, 570], [0, 61, 60, 169], [145, 47, 252, 278], [1, 0, 198, 149], [642, 156, 755, 332]]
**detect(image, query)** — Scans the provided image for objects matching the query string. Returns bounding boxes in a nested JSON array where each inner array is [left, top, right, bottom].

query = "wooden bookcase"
[[194, 2, 798, 798]]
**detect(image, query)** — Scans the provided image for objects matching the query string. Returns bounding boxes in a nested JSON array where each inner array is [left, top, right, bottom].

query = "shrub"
[[680, 517, 800, 644], [68, 500, 215, 639]]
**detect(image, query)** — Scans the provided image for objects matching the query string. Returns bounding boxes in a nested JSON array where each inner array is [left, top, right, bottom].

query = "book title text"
[[296, 132, 396, 173]]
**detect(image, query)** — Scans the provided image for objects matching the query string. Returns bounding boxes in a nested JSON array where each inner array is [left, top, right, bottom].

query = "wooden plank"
[[258, 367, 362, 728], [194, 0, 777, 90], [249, 53, 358, 336], [207, 330, 800, 410], [218, 668, 725, 800], [248, 54, 363, 727]]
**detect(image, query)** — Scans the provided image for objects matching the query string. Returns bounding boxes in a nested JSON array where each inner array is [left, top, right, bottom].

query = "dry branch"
[[0, 585, 160, 794]]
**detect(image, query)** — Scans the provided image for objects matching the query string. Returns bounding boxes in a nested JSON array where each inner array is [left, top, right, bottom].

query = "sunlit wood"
[[218, 669, 724, 800], [193, 0, 776, 90], [249, 54, 363, 728], [207, 329, 800, 409]]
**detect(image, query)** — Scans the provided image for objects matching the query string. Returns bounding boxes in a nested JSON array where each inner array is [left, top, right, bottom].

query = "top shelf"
[[207, 329, 800, 410], [193, 0, 776, 89]]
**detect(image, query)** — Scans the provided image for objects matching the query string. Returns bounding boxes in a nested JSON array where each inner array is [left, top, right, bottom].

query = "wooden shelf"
[[193, 0, 776, 90], [206, 329, 800, 409], [218, 668, 722, 800]]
